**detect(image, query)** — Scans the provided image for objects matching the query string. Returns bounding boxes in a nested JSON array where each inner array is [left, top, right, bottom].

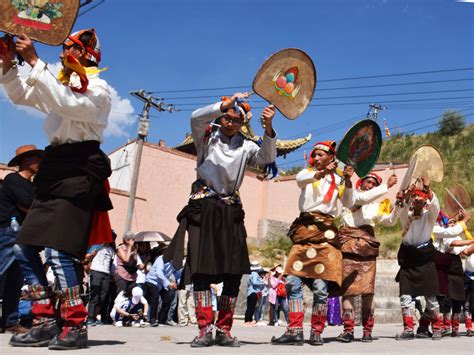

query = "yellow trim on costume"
[[459, 221, 473, 240], [338, 185, 344, 198], [378, 198, 392, 215]]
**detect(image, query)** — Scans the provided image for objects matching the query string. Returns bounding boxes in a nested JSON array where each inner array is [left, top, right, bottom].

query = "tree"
[[438, 110, 466, 136]]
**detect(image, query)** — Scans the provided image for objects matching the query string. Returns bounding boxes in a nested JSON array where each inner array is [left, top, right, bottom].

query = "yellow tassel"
[[459, 221, 473, 240]]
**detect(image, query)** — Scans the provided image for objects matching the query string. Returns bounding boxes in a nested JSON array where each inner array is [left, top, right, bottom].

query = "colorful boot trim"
[[362, 308, 375, 334], [402, 307, 415, 331], [342, 308, 355, 334], [215, 295, 237, 334], [311, 303, 328, 334]]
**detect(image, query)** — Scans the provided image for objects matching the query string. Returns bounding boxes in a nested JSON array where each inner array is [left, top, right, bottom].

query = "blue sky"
[[1, 0, 473, 168]]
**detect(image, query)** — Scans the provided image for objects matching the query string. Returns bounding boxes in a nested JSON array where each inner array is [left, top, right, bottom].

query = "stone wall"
[[235, 259, 401, 324]]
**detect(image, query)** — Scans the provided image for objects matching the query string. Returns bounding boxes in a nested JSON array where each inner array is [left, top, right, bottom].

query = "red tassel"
[[323, 173, 336, 203], [88, 180, 113, 246]]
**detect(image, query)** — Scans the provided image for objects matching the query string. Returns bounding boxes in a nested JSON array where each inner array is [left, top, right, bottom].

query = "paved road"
[[1, 321, 473, 354]]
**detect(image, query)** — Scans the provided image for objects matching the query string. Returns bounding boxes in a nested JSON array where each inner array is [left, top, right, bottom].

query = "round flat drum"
[[336, 119, 382, 178]]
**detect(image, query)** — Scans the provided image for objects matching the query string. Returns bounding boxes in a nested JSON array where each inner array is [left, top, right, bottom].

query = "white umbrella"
[[134, 231, 172, 243]]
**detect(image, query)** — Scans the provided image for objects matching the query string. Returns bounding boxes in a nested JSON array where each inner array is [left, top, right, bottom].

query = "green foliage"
[[438, 110, 466, 136], [282, 165, 304, 176]]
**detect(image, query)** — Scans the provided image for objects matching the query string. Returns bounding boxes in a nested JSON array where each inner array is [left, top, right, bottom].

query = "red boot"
[[191, 290, 214, 347], [362, 308, 375, 342], [271, 299, 304, 346], [451, 313, 461, 337], [465, 312, 472, 337], [49, 286, 88, 350], [337, 308, 354, 343], [396, 307, 414, 340], [430, 310, 443, 340], [309, 303, 327, 345], [9, 285, 59, 347], [215, 295, 240, 347], [442, 313, 451, 337]]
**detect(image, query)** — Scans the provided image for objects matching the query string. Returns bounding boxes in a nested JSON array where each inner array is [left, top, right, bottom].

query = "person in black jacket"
[[0, 145, 42, 334]]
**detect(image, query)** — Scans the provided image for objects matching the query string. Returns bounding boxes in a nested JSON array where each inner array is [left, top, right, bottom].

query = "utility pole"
[[367, 103, 387, 121], [124, 90, 179, 234]]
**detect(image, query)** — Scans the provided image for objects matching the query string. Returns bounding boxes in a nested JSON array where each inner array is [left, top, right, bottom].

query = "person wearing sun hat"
[[0, 145, 43, 335], [0, 29, 112, 350], [336, 171, 399, 343], [271, 141, 355, 346]]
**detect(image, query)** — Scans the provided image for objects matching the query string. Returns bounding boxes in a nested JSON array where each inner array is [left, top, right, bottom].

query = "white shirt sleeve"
[[190, 102, 223, 154], [353, 184, 389, 205], [433, 223, 464, 239], [296, 169, 318, 189], [1, 59, 110, 123], [247, 132, 277, 167]]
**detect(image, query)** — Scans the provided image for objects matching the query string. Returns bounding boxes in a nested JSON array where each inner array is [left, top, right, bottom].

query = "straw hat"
[[8, 144, 44, 167]]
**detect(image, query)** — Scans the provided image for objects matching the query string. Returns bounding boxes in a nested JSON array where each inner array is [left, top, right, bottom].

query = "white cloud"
[[0, 61, 136, 137]]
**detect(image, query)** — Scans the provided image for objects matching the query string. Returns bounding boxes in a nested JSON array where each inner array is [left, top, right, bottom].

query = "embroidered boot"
[[309, 303, 327, 346], [190, 290, 214, 347], [271, 299, 304, 346], [49, 286, 88, 350], [215, 295, 240, 347], [465, 312, 472, 337], [396, 307, 415, 340], [361, 308, 375, 342], [450, 313, 461, 337], [441, 312, 451, 337], [10, 285, 58, 347], [430, 310, 443, 340], [337, 308, 354, 343]]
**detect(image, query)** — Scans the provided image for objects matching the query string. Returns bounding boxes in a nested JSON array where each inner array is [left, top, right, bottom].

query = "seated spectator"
[[144, 247, 182, 327], [111, 286, 149, 327]]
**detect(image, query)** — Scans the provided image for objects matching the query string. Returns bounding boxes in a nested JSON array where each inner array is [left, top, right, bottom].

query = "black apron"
[[17, 141, 112, 258]]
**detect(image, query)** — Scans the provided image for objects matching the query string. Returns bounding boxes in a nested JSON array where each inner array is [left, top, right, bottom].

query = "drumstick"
[[445, 188, 465, 211]]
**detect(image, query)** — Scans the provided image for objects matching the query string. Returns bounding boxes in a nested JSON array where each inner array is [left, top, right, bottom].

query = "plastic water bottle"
[[10, 217, 19, 232]]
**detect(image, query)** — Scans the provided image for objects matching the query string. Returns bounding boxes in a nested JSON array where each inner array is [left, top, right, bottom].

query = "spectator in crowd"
[[166, 273, 179, 326], [114, 232, 144, 293], [178, 283, 197, 326], [269, 266, 289, 326], [136, 242, 152, 289], [0, 145, 42, 334], [244, 261, 266, 326], [111, 286, 149, 327], [86, 240, 116, 326], [255, 268, 269, 326], [144, 249, 182, 327]]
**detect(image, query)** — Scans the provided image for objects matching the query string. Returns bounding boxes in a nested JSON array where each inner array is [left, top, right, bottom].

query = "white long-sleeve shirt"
[[341, 184, 401, 227], [399, 193, 440, 246], [0, 59, 111, 145], [433, 222, 469, 255], [191, 102, 277, 195], [296, 169, 353, 217]]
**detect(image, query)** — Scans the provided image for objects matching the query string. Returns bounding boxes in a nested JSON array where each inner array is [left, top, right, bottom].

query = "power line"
[[163, 86, 474, 101], [277, 110, 474, 167], [149, 67, 474, 94], [174, 95, 474, 110]]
